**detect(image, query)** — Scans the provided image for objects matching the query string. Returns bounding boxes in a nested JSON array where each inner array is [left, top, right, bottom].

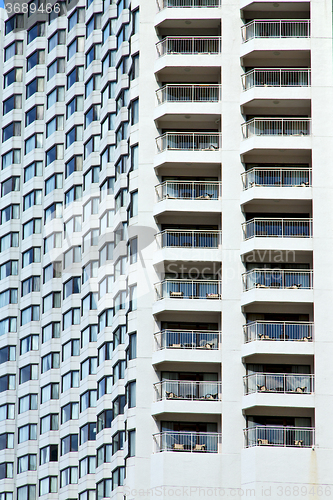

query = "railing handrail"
[[244, 373, 315, 395], [243, 117, 311, 125], [160, 328, 221, 333], [156, 180, 222, 187], [155, 379, 222, 385], [242, 167, 311, 174], [245, 320, 313, 326], [244, 372, 314, 379], [157, 131, 222, 139], [156, 278, 221, 284], [243, 268, 313, 275], [157, 83, 222, 89], [157, 0, 221, 9], [157, 229, 222, 235], [242, 67, 311, 75], [242, 217, 313, 225], [244, 426, 315, 448], [243, 19, 310, 28], [154, 431, 222, 437], [156, 35, 222, 43]]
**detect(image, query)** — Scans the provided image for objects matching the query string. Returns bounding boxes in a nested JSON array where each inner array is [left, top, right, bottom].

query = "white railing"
[[241, 20, 311, 42], [157, 0, 221, 9], [155, 180, 221, 200], [156, 132, 221, 152], [242, 218, 313, 239], [244, 373, 314, 395], [154, 431, 221, 453], [242, 269, 313, 291], [244, 321, 313, 342], [242, 69, 311, 90], [155, 279, 222, 300], [156, 230, 222, 248], [154, 380, 222, 401], [156, 37, 221, 57], [244, 426, 314, 448], [154, 329, 221, 350], [156, 84, 221, 104], [242, 168, 312, 189], [242, 118, 311, 138]]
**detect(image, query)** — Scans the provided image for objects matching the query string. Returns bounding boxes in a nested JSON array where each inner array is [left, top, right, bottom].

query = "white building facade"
[[0, 0, 332, 498]]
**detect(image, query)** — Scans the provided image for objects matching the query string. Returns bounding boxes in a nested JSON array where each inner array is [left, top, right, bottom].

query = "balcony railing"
[[241, 167, 312, 189], [244, 373, 314, 395], [241, 20, 311, 43], [242, 218, 313, 239], [242, 68, 311, 90], [242, 269, 313, 291], [154, 380, 222, 401], [154, 431, 221, 453], [156, 84, 221, 104], [242, 118, 311, 139], [244, 426, 314, 448], [156, 180, 222, 201], [244, 321, 313, 343], [157, 0, 221, 9], [156, 36, 221, 57], [156, 132, 221, 152], [156, 230, 222, 248], [154, 329, 221, 350], [155, 279, 222, 300]]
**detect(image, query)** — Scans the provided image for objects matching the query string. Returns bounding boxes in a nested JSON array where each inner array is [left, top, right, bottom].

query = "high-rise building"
[[0, 0, 331, 498]]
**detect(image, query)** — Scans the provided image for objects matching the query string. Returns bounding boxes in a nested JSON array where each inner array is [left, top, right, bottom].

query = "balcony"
[[244, 373, 314, 395], [154, 329, 221, 350], [241, 20, 310, 43], [242, 218, 312, 240], [243, 269, 313, 291], [156, 230, 221, 248], [156, 132, 221, 152], [242, 118, 311, 139], [242, 167, 311, 189], [156, 84, 221, 104], [242, 69, 311, 91], [154, 380, 222, 401], [244, 321, 313, 343], [154, 431, 221, 453], [157, 0, 221, 9], [156, 37, 221, 57], [244, 426, 314, 448], [155, 279, 221, 300], [156, 180, 221, 200]]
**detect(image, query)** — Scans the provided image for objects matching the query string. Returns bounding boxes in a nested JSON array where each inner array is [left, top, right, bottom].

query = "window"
[[41, 352, 60, 373], [99, 243, 114, 266], [42, 322, 60, 343], [19, 364, 38, 384], [127, 380, 136, 408], [41, 383, 59, 403], [82, 261, 98, 284], [0, 433, 14, 450], [45, 202, 62, 222], [98, 276, 114, 298], [130, 98, 139, 125], [102, 50, 116, 75], [128, 332, 137, 360], [47, 57, 65, 80], [68, 7, 85, 31], [44, 232, 62, 254], [0, 403, 15, 421], [2, 148, 21, 170], [81, 324, 98, 347], [4, 67, 23, 88], [100, 177, 115, 200], [63, 277, 81, 299], [0, 374, 15, 393], [47, 86, 65, 108], [0, 232, 19, 252], [0, 288, 18, 308], [112, 467, 125, 489], [23, 218, 42, 239], [39, 477, 57, 495], [46, 144, 64, 166], [97, 479, 112, 500], [80, 491, 95, 500], [97, 409, 113, 433], [83, 198, 99, 220], [21, 306, 40, 326], [46, 116, 64, 138], [80, 423, 96, 444], [98, 342, 112, 365], [61, 434, 78, 455], [62, 339, 80, 361], [26, 76, 44, 98], [19, 394, 38, 414], [1, 204, 20, 224], [25, 105, 44, 126], [2, 121, 21, 141], [27, 22, 45, 43], [128, 429, 136, 457], [81, 357, 97, 379], [22, 247, 41, 268], [21, 276, 40, 297], [79, 456, 95, 477], [67, 65, 84, 89], [63, 308, 80, 330], [18, 423, 37, 443], [64, 216, 82, 236], [65, 185, 82, 206], [65, 155, 83, 178], [61, 402, 79, 424], [85, 104, 101, 128], [20, 334, 39, 354], [85, 73, 101, 97], [48, 29, 66, 51], [67, 36, 84, 60], [40, 445, 58, 465], [129, 285, 137, 311], [4, 40, 23, 61], [66, 95, 84, 118], [42, 291, 61, 313], [0, 317, 17, 337], [80, 390, 97, 412], [130, 53, 139, 80], [43, 262, 61, 283], [82, 293, 98, 314], [49, 0, 66, 22], [60, 467, 78, 487], [17, 485, 36, 500], [18, 454, 37, 473], [40, 413, 59, 434], [84, 135, 100, 158], [98, 309, 113, 332], [97, 444, 112, 467], [101, 113, 115, 137], [129, 190, 138, 217], [114, 290, 126, 313], [64, 246, 81, 266], [86, 44, 101, 68], [25, 133, 43, 154], [128, 237, 138, 264], [27, 49, 45, 71], [100, 210, 114, 233], [98, 376, 112, 399], [113, 360, 125, 384], [0, 260, 18, 280], [113, 325, 126, 348], [5, 13, 24, 34], [3, 94, 22, 115], [62, 370, 79, 392], [24, 161, 42, 182]]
